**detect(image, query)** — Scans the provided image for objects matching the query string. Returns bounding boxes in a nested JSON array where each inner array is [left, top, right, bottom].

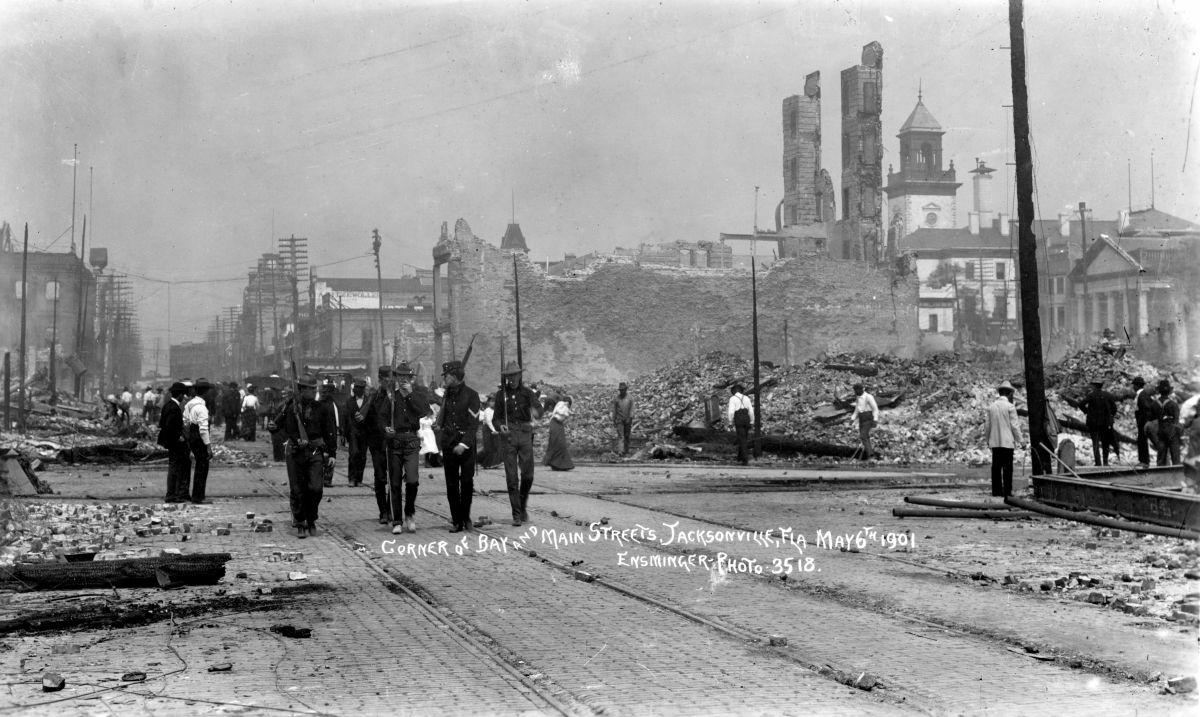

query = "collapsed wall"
[[435, 220, 919, 386]]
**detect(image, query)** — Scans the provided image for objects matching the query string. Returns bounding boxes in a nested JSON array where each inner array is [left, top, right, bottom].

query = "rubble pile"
[[544, 343, 1194, 464], [0, 502, 268, 566]]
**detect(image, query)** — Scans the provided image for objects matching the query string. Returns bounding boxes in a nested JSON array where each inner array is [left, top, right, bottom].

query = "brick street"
[[1, 442, 1195, 717]]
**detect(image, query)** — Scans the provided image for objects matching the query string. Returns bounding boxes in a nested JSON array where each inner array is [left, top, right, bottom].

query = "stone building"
[[885, 92, 961, 247], [1066, 207, 1200, 363]]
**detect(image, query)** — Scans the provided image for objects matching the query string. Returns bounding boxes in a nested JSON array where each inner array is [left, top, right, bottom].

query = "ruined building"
[[835, 42, 885, 263], [432, 219, 918, 384]]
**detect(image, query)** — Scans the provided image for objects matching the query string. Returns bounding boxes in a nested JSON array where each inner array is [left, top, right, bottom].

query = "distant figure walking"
[[240, 385, 259, 442], [543, 397, 575, 472], [727, 384, 754, 465], [221, 382, 241, 441], [849, 383, 878, 460], [611, 382, 635, 456], [985, 381, 1023, 497]]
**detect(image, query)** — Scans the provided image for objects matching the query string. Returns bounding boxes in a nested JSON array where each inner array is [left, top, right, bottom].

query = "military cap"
[[394, 362, 415, 377], [378, 364, 393, 377], [296, 373, 318, 388], [501, 360, 524, 376], [442, 360, 464, 375]]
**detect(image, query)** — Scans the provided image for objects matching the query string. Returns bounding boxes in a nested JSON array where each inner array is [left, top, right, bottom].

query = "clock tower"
[[884, 92, 961, 248]]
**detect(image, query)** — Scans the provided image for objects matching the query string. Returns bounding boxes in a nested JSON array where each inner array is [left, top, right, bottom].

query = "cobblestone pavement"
[[523, 466, 1198, 680], [2, 451, 1195, 716]]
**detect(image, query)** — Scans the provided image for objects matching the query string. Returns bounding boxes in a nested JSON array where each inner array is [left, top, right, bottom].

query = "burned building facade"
[[834, 42, 885, 263]]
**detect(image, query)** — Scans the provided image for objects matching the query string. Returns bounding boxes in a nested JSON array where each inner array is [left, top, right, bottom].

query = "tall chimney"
[[998, 213, 1010, 237], [1058, 212, 1071, 238], [968, 212, 981, 235]]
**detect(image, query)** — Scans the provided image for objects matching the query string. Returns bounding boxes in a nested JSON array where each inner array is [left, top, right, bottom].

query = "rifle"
[[461, 333, 478, 367], [288, 356, 308, 448]]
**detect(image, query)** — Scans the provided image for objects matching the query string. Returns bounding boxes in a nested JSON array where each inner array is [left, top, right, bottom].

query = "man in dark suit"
[[342, 379, 371, 487], [1132, 376, 1160, 468], [436, 360, 479, 532], [157, 381, 192, 503]]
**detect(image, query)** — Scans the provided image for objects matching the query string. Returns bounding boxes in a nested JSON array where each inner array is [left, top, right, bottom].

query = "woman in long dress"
[[478, 395, 500, 468], [543, 397, 575, 471]]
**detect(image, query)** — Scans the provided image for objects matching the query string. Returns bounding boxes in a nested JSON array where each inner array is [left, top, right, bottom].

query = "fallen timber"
[[0, 552, 232, 591], [1006, 496, 1199, 541], [892, 508, 1037, 520], [671, 426, 858, 458], [1025, 472, 1200, 533], [903, 496, 1022, 511]]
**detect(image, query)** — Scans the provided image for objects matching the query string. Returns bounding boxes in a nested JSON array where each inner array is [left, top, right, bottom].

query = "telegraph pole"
[[49, 276, 59, 405], [372, 229, 387, 367], [1010, 0, 1049, 475], [18, 224, 29, 432], [751, 256, 762, 458], [512, 254, 523, 369]]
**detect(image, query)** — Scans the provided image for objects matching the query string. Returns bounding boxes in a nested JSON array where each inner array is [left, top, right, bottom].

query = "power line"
[[252, 2, 804, 158]]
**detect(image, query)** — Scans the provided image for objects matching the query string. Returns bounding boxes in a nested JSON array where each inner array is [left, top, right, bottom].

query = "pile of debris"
[[0, 501, 268, 567], [541, 343, 1194, 464]]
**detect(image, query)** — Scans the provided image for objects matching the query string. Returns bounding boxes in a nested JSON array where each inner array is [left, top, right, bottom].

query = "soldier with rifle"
[[492, 361, 544, 527], [377, 362, 429, 534], [275, 372, 338, 538]]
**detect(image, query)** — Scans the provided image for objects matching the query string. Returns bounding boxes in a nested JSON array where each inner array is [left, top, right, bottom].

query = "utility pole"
[[49, 276, 59, 406], [69, 144, 77, 254], [18, 224, 29, 433], [372, 229, 387, 367], [751, 256, 762, 458], [74, 215, 88, 398], [512, 254, 523, 369], [3, 352, 9, 429], [1010, 0, 1049, 476]]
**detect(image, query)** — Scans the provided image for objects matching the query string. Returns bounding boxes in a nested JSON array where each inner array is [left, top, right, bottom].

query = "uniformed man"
[[279, 373, 338, 538], [377, 362, 429, 534], [437, 360, 480, 532], [492, 361, 544, 527]]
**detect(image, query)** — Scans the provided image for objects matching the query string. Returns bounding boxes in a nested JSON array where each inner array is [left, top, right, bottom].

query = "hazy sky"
[[1, 0, 1197, 360]]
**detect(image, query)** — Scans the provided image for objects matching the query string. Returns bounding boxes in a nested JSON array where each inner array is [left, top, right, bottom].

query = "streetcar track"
[[251, 472, 584, 717]]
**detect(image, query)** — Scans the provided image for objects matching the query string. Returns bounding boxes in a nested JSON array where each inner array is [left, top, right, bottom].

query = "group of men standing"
[[155, 378, 215, 505]]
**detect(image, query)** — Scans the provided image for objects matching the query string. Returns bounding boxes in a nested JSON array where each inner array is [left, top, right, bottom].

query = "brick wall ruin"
[[433, 220, 919, 386]]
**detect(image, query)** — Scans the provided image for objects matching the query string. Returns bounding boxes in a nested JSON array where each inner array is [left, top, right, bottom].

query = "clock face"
[[925, 212, 939, 226]]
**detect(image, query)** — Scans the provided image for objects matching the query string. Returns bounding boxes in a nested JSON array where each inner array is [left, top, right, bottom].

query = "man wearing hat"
[[611, 382, 635, 456], [984, 381, 1024, 497], [1081, 379, 1118, 466], [342, 378, 371, 487], [1132, 376, 1160, 468], [279, 373, 338, 537], [157, 381, 193, 503], [492, 361, 544, 526], [183, 379, 214, 504], [437, 359, 480, 532], [1154, 380, 1182, 466], [221, 382, 242, 442], [361, 366, 394, 520], [377, 362, 430, 533]]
